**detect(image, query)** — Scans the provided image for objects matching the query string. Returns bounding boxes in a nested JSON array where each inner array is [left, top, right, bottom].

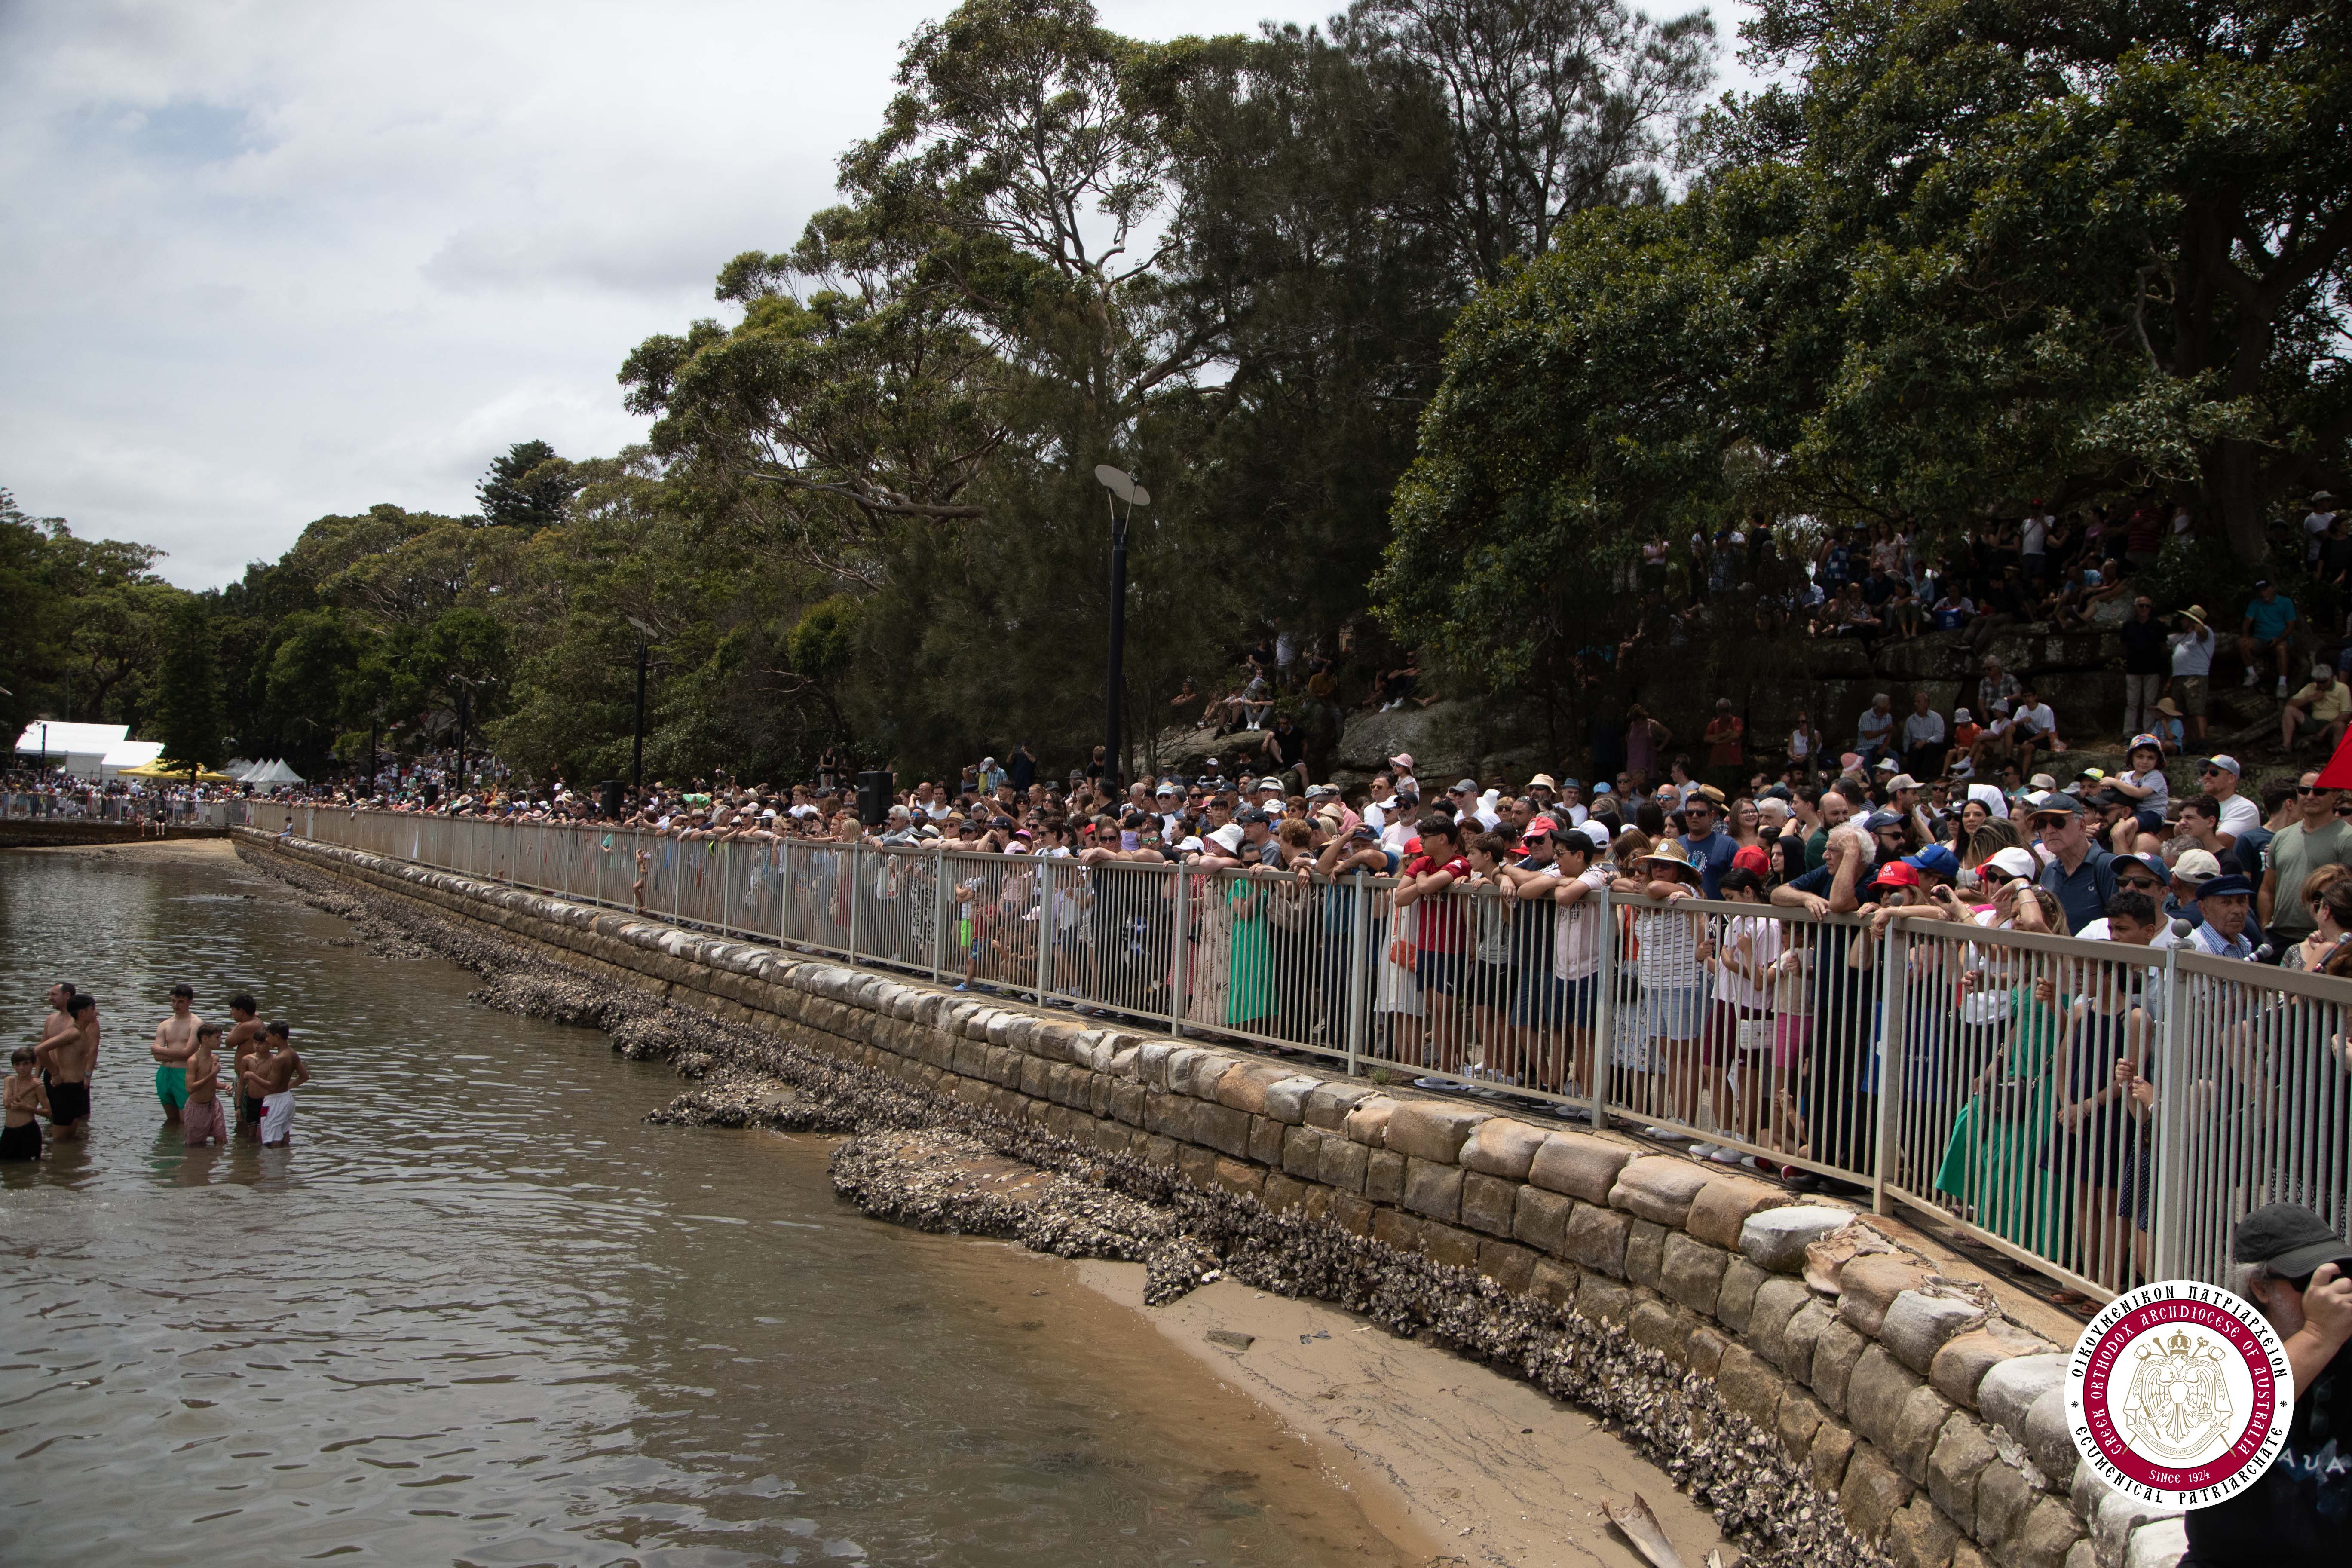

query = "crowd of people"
[[6, 982, 309, 1162]]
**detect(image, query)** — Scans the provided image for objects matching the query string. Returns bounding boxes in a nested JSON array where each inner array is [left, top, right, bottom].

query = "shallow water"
[[0, 845, 1407, 1567]]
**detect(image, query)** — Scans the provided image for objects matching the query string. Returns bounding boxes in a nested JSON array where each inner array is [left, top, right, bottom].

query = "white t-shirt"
[[2171, 628, 2214, 677], [2215, 792, 2260, 842], [1713, 914, 1782, 1011], [2022, 516, 2050, 554], [2014, 701, 2056, 738], [1548, 865, 1612, 980]]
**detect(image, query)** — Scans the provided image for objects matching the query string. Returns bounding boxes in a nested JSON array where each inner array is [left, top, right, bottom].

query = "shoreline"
[[1063, 1255, 1730, 1568], [237, 839, 1862, 1568]]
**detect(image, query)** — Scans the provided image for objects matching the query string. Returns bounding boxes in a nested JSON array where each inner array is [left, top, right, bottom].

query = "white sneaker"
[[1708, 1145, 1746, 1164], [1687, 1143, 1724, 1159], [2245, 668, 2260, 687], [2277, 678, 2290, 697]]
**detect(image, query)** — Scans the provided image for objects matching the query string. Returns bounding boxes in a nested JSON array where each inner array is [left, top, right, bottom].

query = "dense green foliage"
[[21, 0, 2339, 784], [1382, 0, 2352, 685]]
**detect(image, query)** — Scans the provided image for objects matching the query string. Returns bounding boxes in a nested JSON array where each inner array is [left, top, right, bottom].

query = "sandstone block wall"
[[242, 830, 2191, 1568]]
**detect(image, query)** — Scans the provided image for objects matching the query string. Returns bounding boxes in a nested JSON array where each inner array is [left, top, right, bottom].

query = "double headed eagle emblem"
[[2120, 1329, 2233, 1458]]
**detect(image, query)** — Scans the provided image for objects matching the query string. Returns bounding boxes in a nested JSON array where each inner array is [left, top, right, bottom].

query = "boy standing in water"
[[3, 1047, 49, 1161], [245, 1023, 309, 1148], [151, 984, 201, 1127], [181, 1023, 227, 1148], [224, 995, 266, 1141], [36, 987, 95, 1141]]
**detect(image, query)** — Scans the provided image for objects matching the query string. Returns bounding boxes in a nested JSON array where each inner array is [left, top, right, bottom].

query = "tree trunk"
[[2206, 436, 2272, 566]]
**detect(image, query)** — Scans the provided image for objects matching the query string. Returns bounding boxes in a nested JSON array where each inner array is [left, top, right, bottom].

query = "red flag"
[[2319, 726, 2352, 790]]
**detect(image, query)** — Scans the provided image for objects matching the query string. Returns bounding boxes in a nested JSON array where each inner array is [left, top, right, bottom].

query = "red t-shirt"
[[1705, 717, 1743, 768], [1406, 854, 1470, 951]]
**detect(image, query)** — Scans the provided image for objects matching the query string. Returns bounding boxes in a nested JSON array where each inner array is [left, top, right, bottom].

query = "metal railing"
[[239, 804, 2352, 1303], [3, 790, 239, 824]]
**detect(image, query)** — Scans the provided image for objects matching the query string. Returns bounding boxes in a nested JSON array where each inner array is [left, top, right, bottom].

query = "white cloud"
[[0, 0, 1755, 588]]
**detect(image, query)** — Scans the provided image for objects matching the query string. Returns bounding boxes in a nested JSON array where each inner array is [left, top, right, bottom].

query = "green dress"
[[1932, 985, 2060, 1253], [1224, 878, 1273, 1029]]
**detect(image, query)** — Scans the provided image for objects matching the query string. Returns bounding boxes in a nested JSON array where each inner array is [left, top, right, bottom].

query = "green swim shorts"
[[155, 1065, 189, 1109]]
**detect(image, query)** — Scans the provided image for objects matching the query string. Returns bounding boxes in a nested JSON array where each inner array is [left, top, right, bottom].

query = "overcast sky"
[[0, 0, 1758, 590]]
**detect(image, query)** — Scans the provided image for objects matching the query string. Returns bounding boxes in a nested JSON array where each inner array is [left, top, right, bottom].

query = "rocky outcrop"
[[236, 828, 2187, 1568]]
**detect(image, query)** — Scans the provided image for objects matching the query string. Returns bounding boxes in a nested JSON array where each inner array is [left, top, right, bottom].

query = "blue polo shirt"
[[1681, 827, 1738, 898], [2039, 845, 2116, 933], [2245, 593, 2297, 642]]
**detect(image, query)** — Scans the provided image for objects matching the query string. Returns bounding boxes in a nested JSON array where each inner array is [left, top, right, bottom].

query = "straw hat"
[[2154, 698, 2183, 718], [2179, 605, 2208, 628], [1640, 840, 1698, 872]]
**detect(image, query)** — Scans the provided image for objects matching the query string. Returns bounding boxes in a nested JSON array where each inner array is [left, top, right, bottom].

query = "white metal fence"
[[238, 804, 2351, 1303]]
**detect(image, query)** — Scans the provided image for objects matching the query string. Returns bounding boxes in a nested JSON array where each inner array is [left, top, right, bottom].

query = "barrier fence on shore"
[[3, 790, 225, 825], [236, 803, 2350, 1305]]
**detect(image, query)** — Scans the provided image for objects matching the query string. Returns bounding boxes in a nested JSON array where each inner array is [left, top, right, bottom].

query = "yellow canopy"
[[119, 760, 237, 783]]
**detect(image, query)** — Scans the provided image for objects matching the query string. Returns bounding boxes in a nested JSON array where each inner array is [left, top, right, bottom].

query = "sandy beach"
[[1069, 1257, 1730, 1568]]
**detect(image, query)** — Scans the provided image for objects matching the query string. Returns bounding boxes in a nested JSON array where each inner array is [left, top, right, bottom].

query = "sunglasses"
[[2117, 876, 2162, 891], [2199, 767, 2226, 775]]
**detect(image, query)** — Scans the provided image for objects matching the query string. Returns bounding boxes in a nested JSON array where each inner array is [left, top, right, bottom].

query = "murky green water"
[[0, 845, 1405, 1567]]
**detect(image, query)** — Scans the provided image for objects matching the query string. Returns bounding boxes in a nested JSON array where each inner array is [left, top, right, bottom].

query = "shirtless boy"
[[181, 1023, 228, 1148], [3, 1047, 49, 1161], [151, 983, 201, 1127], [224, 995, 266, 1141], [245, 1023, 309, 1148], [37, 992, 97, 1141]]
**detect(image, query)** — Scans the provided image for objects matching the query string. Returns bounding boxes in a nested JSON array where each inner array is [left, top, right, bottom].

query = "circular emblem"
[[2065, 1281, 2292, 1507]]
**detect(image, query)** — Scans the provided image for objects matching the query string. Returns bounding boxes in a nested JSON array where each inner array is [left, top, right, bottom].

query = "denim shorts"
[[1514, 971, 1599, 1030], [1639, 985, 1709, 1042]]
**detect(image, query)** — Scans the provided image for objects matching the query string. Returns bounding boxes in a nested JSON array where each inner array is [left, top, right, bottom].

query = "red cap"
[[1526, 816, 1561, 836], [1733, 844, 1770, 876], [1871, 861, 1922, 889]]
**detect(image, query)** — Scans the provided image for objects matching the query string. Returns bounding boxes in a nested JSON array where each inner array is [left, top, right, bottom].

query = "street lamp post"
[[1091, 466, 1150, 793], [627, 617, 657, 794]]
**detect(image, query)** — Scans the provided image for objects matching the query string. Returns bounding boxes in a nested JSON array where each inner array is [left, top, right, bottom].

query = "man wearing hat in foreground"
[[2180, 1203, 2351, 1564]]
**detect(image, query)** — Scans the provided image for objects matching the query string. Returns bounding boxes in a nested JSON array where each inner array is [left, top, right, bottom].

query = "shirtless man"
[[245, 1023, 309, 1148], [151, 983, 201, 1127], [37, 992, 98, 1141], [3, 1047, 49, 1161], [224, 995, 267, 1141], [181, 1024, 227, 1148]]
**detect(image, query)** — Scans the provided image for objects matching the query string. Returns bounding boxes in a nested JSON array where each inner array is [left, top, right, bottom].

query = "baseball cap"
[[1592, 783, 1612, 796], [1451, 778, 1478, 794], [1525, 816, 1561, 837], [1864, 810, 1902, 831], [1346, 821, 1378, 840], [1732, 844, 1770, 875], [1871, 861, 1922, 889], [2110, 853, 2162, 881], [1907, 845, 1960, 879], [2204, 754, 2242, 775], [1234, 807, 1269, 825], [2231, 1203, 2352, 1277], [1580, 822, 1611, 849], [1987, 846, 2040, 880], [1874, 756, 1897, 772], [2316, 664, 2335, 680], [2127, 734, 2163, 755], [2030, 772, 2058, 791], [1155, 782, 1178, 796], [2172, 848, 2223, 884], [1887, 774, 1920, 791], [2031, 793, 2083, 818]]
